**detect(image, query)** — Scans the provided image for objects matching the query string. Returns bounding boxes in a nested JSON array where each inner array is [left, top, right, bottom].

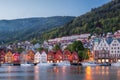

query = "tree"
[[37, 47, 44, 52], [31, 38, 38, 45], [53, 44, 61, 52], [72, 41, 84, 52], [16, 47, 25, 53]]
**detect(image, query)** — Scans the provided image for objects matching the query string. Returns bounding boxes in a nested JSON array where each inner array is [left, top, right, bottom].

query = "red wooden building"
[[70, 52, 79, 63], [0, 50, 5, 64], [63, 50, 71, 61], [13, 53, 20, 64], [47, 51, 54, 63], [55, 50, 63, 63]]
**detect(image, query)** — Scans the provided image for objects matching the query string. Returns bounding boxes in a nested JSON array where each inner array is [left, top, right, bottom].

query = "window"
[[111, 47, 113, 49], [118, 51, 119, 53], [106, 47, 108, 50], [118, 47, 119, 49], [111, 51, 113, 53]]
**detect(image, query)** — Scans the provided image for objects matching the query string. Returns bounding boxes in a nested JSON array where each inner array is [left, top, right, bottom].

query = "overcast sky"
[[0, 0, 111, 20]]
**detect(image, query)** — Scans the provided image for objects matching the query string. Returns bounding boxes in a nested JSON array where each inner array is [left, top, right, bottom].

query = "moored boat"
[[81, 61, 100, 66], [37, 62, 53, 66], [57, 61, 71, 66], [1, 63, 13, 66], [100, 62, 111, 66], [111, 62, 120, 66], [20, 63, 34, 66]]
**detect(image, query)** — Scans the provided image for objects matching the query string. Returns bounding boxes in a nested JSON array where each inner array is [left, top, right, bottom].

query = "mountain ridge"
[[0, 16, 75, 44]]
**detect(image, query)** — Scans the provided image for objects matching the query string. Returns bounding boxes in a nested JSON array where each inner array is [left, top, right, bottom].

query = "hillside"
[[41, 0, 120, 40], [0, 16, 75, 44]]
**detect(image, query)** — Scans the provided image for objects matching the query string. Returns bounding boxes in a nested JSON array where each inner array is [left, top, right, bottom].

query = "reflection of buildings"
[[85, 66, 92, 80]]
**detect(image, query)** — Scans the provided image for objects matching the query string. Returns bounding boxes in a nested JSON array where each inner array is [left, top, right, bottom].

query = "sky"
[[0, 0, 111, 20]]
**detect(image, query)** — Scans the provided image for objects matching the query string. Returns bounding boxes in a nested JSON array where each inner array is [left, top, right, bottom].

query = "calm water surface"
[[0, 65, 120, 80]]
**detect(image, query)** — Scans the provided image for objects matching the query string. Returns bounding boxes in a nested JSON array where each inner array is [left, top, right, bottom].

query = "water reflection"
[[34, 66, 39, 80], [85, 66, 92, 80], [0, 66, 120, 80]]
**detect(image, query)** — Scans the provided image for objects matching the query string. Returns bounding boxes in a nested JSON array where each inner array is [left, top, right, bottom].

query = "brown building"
[[47, 51, 55, 63], [27, 50, 35, 63]]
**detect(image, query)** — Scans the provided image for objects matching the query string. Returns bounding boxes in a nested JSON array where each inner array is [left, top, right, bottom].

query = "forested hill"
[[41, 0, 120, 40], [0, 16, 75, 44]]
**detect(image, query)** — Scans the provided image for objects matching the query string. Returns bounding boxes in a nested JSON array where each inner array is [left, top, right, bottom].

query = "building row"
[[93, 37, 120, 63], [0, 50, 79, 65]]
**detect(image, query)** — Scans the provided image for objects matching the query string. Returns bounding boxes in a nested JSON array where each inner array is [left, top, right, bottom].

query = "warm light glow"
[[102, 59, 105, 62], [85, 66, 92, 80], [118, 59, 120, 62], [106, 59, 109, 62], [34, 66, 39, 80], [51, 61, 53, 63], [98, 60, 101, 63], [57, 60, 59, 63]]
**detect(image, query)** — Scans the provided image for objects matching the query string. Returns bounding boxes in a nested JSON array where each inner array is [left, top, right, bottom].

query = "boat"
[[81, 61, 100, 66], [37, 62, 53, 66], [20, 63, 34, 66], [100, 62, 111, 66], [0, 63, 13, 66], [57, 61, 71, 66], [70, 62, 82, 66], [111, 62, 120, 66]]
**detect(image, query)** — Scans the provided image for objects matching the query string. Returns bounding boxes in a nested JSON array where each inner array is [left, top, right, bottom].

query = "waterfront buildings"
[[93, 33, 120, 63]]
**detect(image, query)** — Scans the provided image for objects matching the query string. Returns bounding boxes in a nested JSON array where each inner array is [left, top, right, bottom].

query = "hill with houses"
[[41, 0, 120, 40]]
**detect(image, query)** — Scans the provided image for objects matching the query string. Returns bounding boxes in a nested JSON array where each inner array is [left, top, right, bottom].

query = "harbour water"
[[0, 65, 120, 80]]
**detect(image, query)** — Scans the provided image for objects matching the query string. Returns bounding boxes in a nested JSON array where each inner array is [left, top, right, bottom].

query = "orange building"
[[13, 53, 20, 64], [27, 50, 35, 63], [55, 50, 63, 63], [0, 50, 5, 64], [63, 50, 71, 61], [5, 51, 13, 64], [47, 51, 54, 63]]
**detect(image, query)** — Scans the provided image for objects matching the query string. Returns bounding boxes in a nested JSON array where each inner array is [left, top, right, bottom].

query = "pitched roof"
[[106, 37, 113, 44]]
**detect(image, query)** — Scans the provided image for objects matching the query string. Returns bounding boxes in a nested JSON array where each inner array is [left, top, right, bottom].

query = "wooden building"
[[63, 50, 71, 61], [47, 51, 54, 63], [41, 51, 47, 63], [70, 52, 79, 63], [34, 51, 41, 63], [13, 53, 20, 64], [5, 51, 13, 64], [0, 50, 5, 64], [55, 50, 63, 63], [27, 50, 35, 63]]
